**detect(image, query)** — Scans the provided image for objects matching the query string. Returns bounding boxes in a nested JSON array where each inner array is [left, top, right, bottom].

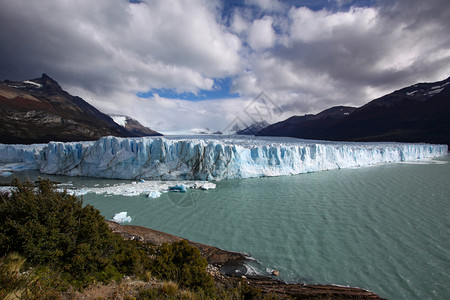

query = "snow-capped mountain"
[[259, 77, 450, 146], [189, 128, 222, 135], [109, 114, 161, 137]]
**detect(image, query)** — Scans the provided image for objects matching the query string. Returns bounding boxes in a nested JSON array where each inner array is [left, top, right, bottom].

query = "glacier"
[[0, 135, 447, 181]]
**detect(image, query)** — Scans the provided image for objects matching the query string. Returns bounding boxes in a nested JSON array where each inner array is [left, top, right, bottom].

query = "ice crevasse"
[[0, 136, 448, 181]]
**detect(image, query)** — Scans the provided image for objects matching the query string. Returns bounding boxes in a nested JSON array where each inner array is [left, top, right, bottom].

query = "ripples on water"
[[3, 156, 449, 300]]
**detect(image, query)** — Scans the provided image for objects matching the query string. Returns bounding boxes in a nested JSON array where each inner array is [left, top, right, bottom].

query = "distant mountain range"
[[258, 77, 450, 146], [0, 74, 161, 144], [188, 128, 223, 135], [2, 74, 448, 146]]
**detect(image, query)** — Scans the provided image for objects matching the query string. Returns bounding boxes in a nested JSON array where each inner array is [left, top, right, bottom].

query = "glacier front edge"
[[1, 136, 448, 180]]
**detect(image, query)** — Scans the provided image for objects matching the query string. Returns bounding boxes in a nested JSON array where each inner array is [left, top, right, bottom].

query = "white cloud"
[[0, 0, 241, 95], [230, 12, 249, 34], [289, 6, 378, 43], [89, 91, 253, 134], [234, 2, 450, 113], [125, 1, 241, 78], [62, 0, 450, 125], [0, 0, 449, 133], [247, 16, 276, 50]]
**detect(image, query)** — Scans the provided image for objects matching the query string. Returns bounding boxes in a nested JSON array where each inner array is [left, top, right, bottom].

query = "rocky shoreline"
[[107, 221, 384, 299]]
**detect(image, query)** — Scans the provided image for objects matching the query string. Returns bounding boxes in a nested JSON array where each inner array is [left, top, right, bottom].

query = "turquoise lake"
[[5, 155, 449, 299]]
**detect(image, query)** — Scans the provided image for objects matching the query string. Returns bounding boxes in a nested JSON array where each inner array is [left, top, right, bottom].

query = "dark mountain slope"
[[258, 106, 356, 139], [258, 77, 450, 145], [0, 74, 161, 144], [328, 78, 450, 144]]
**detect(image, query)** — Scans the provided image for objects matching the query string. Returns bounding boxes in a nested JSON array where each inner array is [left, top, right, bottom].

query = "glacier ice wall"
[[0, 143, 45, 165], [1, 136, 448, 180]]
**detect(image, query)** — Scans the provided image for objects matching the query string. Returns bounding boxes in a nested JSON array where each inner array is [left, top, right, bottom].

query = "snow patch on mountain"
[[425, 88, 444, 97], [110, 115, 127, 127], [405, 80, 449, 98], [22, 80, 43, 88]]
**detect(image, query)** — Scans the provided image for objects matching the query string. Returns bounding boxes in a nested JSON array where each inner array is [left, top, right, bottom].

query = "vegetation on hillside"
[[0, 179, 276, 299], [0, 179, 149, 286]]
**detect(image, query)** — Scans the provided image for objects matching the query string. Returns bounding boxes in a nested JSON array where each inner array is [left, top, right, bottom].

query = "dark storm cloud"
[[0, 1, 130, 90]]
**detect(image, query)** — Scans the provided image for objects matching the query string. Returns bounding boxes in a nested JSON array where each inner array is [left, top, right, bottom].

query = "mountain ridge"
[[236, 120, 270, 135], [258, 77, 450, 146], [0, 74, 161, 144]]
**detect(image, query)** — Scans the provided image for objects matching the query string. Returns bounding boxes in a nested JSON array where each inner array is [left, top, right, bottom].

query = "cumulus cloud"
[[0, 0, 449, 133], [230, 11, 249, 35], [231, 0, 450, 114], [247, 16, 276, 50], [0, 0, 241, 95], [72, 87, 255, 134]]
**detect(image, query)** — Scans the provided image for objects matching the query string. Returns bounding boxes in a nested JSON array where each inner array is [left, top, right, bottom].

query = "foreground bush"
[[0, 179, 272, 299], [150, 240, 215, 295], [0, 179, 150, 286]]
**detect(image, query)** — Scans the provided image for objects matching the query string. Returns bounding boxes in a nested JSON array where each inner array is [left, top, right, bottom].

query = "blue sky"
[[221, 0, 377, 14], [138, 77, 240, 101], [1, 0, 449, 133]]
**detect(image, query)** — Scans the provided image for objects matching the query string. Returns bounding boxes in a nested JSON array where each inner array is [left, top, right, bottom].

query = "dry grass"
[[160, 280, 179, 296], [0, 253, 30, 300], [179, 289, 197, 299]]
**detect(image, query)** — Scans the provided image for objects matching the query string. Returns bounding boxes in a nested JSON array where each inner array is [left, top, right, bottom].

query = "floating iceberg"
[[169, 184, 188, 193], [147, 190, 162, 198], [112, 212, 132, 223], [59, 180, 214, 197], [196, 182, 216, 190], [0, 136, 447, 181]]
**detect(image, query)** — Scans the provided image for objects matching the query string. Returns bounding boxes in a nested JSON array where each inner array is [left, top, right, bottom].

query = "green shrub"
[[0, 179, 150, 287], [240, 279, 262, 300], [137, 287, 159, 300], [150, 240, 215, 295], [137, 284, 200, 300], [0, 179, 275, 299]]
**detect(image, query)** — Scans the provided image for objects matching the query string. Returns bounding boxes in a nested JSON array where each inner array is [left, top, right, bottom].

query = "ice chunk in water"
[[112, 212, 132, 223]]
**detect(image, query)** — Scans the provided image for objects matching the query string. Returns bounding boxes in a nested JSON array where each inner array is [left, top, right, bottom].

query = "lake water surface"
[[4, 155, 449, 299]]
